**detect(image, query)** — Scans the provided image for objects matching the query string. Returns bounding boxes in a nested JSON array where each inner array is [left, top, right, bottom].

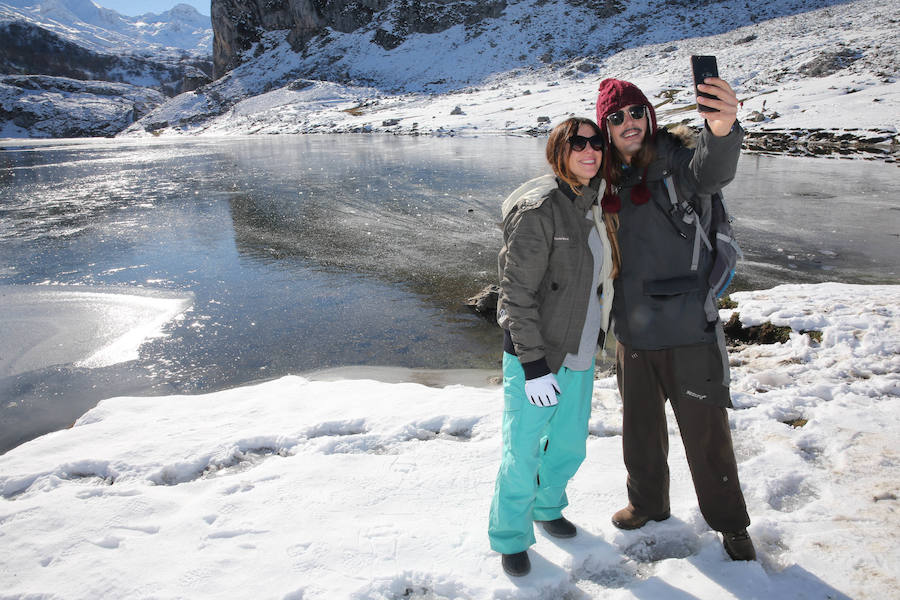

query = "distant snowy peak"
[[0, 0, 212, 56], [33, 0, 117, 23], [137, 3, 209, 24], [131, 4, 213, 52]]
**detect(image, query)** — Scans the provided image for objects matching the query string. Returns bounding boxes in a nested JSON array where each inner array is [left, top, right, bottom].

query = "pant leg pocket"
[[672, 343, 732, 407]]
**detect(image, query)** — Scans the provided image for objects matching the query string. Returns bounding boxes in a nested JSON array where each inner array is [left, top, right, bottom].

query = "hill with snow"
[[119, 0, 898, 162], [1, 0, 897, 152]]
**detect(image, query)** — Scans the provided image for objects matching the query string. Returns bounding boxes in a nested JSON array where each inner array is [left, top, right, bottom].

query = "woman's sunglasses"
[[568, 134, 605, 152], [606, 105, 647, 126]]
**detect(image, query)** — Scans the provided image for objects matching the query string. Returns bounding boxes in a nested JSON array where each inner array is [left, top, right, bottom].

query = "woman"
[[489, 117, 620, 577]]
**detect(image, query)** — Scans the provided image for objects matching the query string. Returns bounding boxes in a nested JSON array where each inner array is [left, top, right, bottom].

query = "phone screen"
[[691, 55, 719, 112]]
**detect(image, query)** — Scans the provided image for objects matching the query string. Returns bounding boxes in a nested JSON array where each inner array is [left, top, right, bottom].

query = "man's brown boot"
[[611, 504, 671, 530], [722, 529, 756, 561]]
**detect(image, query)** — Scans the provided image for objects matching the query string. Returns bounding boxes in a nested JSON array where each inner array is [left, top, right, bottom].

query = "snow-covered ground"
[[1, 283, 898, 598], [122, 0, 899, 154]]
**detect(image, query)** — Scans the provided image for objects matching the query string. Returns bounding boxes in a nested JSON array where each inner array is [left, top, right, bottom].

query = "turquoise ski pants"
[[488, 352, 594, 554]]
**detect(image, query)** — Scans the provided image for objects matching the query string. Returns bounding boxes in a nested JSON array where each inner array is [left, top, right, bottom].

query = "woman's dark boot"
[[501, 551, 531, 577], [536, 516, 577, 538]]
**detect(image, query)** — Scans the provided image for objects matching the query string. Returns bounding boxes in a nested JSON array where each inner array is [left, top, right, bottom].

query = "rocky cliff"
[[211, 0, 539, 77]]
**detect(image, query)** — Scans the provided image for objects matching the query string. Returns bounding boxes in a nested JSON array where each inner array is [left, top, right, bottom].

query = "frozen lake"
[[1, 135, 897, 451]]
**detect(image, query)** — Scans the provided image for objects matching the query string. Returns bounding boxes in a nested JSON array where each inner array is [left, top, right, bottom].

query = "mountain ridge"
[[0, 0, 214, 137], [117, 0, 898, 162], [0, 0, 212, 56], [0, 0, 897, 155]]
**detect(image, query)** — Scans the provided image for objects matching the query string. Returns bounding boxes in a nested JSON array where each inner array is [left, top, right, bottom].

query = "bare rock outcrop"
[[211, 0, 508, 78]]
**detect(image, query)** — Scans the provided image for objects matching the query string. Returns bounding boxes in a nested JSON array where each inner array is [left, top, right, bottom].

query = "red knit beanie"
[[595, 78, 657, 210], [595, 78, 657, 139]]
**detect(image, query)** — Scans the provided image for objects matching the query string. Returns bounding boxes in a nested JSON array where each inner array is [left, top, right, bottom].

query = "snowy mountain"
[[0, 0, 212, 56], [0, 0, 214, 137], [0, 21, 209, 93], [120, 0, 898, 160], [1, 0, 898, 148]]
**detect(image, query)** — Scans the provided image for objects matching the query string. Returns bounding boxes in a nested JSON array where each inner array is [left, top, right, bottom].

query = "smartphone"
[[691, 55, 719, 112]]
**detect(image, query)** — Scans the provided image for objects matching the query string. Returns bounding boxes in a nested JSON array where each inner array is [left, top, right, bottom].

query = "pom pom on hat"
[[600, 176, 650, 212], [630, 181, 651, 205], [601, 192, 621, 213]]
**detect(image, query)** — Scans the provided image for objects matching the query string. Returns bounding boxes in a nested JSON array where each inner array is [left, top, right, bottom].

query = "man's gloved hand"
[[524, 373, 560, 407]]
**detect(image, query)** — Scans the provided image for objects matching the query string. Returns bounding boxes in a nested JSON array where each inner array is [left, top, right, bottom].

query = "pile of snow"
[[2, 282, 897, 599]]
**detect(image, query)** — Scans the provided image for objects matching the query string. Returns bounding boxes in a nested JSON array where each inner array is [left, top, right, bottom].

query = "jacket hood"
[[667, 124, 698, 148]]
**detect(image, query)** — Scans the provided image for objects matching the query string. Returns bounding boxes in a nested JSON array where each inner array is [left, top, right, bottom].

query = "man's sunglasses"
[[568, 134, 605, 152], [606, 105, 647, 126]]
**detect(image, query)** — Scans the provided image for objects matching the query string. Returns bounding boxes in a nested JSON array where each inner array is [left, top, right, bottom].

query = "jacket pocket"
[[545, 242, 578, 302], [671, 343, 732, 407], [643, 275, 701, 298], [549, 238, 578, 274]]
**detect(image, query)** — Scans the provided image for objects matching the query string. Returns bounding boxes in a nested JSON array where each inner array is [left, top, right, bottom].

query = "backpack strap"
[[662, 174, 711, 271], [662, 174, 744, 323]]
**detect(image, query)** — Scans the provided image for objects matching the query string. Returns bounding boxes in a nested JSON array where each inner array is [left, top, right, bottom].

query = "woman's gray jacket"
[[611, 124, 743, 350], [497, 175, 615, 377]]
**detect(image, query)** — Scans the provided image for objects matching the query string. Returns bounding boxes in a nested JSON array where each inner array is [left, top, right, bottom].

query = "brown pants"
[[616, 342, 750, 533]]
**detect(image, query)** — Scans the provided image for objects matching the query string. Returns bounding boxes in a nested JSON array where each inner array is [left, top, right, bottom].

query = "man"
[[595, 76, 756, 561]]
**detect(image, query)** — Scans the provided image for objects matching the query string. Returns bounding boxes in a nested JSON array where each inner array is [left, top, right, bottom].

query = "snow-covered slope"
[[0, 20, 209, 92], [0, 0, 212, 56], [122, 0, 898, 161]]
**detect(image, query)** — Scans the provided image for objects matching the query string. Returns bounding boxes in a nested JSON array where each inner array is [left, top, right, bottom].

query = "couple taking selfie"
[[489, 68, 755, 577]]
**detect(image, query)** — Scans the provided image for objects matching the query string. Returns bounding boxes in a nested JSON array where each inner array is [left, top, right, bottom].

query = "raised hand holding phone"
[[691, 55, 739, 137]]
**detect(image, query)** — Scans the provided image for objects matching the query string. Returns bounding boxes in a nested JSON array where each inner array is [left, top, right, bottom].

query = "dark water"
[[0, 135, 897, 452]]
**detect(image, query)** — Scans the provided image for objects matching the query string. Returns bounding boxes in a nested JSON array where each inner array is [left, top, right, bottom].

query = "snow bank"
[[1, 283, 897, 599]]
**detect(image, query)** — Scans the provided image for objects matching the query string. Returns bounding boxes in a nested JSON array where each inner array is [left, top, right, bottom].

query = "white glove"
[[524, 373, 560, 407]]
